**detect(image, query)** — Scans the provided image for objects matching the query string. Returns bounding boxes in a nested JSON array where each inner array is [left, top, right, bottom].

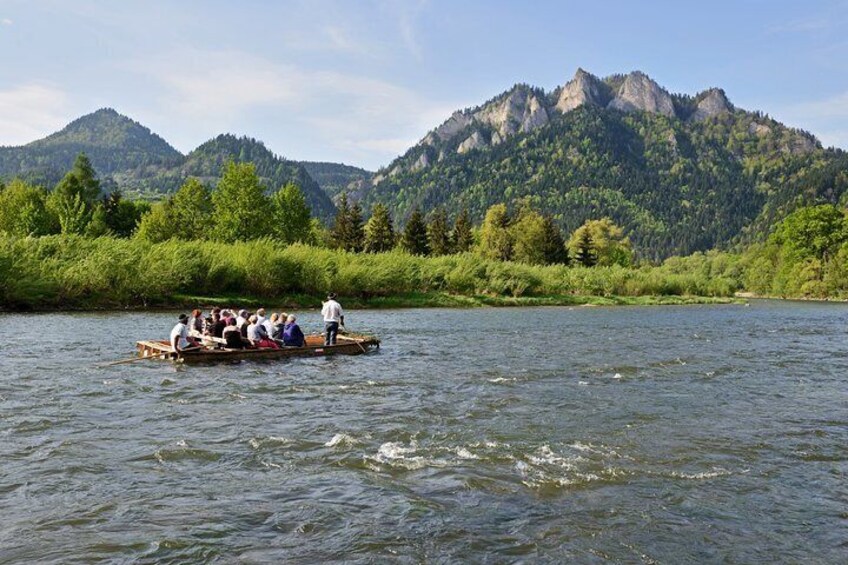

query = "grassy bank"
[[0, 235, 739, 311]]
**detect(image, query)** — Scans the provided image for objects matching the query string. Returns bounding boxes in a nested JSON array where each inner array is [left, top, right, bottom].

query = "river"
[[1, 301, 846, 563]]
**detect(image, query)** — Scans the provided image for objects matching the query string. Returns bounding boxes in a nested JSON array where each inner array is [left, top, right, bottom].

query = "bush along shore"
[[0, 235, 740, 311]]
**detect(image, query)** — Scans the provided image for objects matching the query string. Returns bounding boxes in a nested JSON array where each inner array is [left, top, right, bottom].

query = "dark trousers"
[[324, 321, 339, 345]]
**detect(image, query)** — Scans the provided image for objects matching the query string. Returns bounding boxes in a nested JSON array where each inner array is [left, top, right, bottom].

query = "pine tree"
[[347, 202, 365, 252], [452, 208, 474, 252], [54, 153, 101, 205], [427, 207, 452, 256], [401, 208, 430, 255], [331, 193, 352, 249], [364, 203, 396, 252], [541, 215, 568, 265], [331, 193, 365, 251], [574, 230, 597, 267]]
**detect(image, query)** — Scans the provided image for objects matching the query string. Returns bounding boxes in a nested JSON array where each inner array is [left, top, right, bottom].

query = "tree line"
[[0, 152, 633, 269]]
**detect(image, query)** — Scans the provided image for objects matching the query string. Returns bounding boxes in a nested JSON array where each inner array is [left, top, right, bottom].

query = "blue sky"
[[1, 0, 848, 169]]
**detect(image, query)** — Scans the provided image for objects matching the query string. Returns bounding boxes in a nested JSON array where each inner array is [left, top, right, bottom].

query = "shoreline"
[[0, 292, 742, 313]]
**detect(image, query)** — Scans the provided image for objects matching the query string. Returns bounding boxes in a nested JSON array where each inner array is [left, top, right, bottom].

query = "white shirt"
[[247, 323, 267, 342], [321, 300, 344, 323], [236, 315, 246, 328], [263, 319, 274, 336], [170, 322, 189, 349]]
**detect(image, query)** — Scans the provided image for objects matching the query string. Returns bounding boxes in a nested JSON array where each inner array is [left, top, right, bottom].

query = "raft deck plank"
[[135, 334, 379, 364]]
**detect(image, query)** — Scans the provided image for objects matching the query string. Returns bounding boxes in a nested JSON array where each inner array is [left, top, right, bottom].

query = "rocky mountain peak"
[[608, 71, 676, 117], [474, 85, 549, 139], [689, 88, 733, 122], [421, 111, 473, 146], [556, 68, 609, 113]]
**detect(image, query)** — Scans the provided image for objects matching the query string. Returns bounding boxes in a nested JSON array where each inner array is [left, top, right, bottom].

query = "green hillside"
[[0, 109, 336, 220], [362, 72, 848, 260], [0, 108, 182, 187], [298, 161, 372, 201]]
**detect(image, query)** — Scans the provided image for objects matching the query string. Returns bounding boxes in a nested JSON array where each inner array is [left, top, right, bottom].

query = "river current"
[[1, 301, 846, 563]]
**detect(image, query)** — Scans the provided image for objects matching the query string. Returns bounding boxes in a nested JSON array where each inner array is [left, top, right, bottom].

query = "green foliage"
[[0, 180, 56, 236], [740, 204, 848, 297], [0, 234, 744, 310], [102, 191, 149, 237], [363, 103, 845, 260], [298, 161, 373, 199], [331, 193, 365, 252], [271, 182, 312, 244], [567, 218, 632, 266], [573, 229, 597, 267], [211, 162, 272, 243], [0, 111, 334, 220], [541, 215, 569, 265], [770, 204, 847, 261], [50, 191, 90, 235], [363, 203, 396, 253], [170, 178, 213, 237], [401, 208, 430, 255], [427, 207, 452, 256], [452, 208, 474, 252], [479, 203, 513, 261]]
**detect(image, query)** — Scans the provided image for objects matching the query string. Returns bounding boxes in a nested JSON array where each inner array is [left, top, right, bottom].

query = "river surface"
[[1, 301, 846, 563]]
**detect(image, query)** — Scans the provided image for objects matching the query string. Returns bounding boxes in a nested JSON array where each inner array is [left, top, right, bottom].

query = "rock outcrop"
[[689, 88, 732, 121], [384, 67, 821, 182], [608, 71, 676, 117], [556, 68, 608, 112], [474, 86, 549, 138], [422, 111, 474, 146], [457, 131, 488, 154], [410, 152, 430, 172]]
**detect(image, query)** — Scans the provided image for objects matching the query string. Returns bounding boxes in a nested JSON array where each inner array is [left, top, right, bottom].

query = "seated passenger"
[[188, 309, 204, 338], [222, 319, 247, 349], [272, 312, 287, 341], [247, 314, 279, 349], [212, 310, 227, 338], [240, 312, 252, 338], [283, 314, 306, 347]]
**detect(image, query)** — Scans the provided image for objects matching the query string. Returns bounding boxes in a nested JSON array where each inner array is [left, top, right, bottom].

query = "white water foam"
[[324, 433, 358, 448]]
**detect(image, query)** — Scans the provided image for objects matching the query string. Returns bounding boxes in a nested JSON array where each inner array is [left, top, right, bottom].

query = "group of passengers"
[[170, 293, 344, 354], [173, 307, 306, 353]]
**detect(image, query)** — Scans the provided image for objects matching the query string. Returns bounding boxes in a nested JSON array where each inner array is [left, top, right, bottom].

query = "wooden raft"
[[136, 334, 379, 364]]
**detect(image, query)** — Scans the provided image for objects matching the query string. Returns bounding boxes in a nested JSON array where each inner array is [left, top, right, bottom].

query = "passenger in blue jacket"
[[283, 314, 306, 347]]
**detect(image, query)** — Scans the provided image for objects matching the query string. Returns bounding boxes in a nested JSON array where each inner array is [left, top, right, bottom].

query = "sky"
[[1, 0, 848, 170]]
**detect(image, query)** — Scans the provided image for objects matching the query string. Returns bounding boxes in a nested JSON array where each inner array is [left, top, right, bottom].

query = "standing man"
[[321, 293, 344, 346]]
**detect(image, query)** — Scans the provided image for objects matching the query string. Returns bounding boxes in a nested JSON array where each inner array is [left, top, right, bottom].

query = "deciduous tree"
[[211, 161, 272, 242]]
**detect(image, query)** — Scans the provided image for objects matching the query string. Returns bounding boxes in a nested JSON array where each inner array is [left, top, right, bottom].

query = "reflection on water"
[[1, 301, 847, 562]]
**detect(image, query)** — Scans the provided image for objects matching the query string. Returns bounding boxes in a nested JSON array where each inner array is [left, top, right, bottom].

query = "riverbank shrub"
[[0, 234, 749, 310]]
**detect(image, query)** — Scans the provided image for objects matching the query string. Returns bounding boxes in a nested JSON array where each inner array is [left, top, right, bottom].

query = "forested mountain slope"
[[0, 109, 336, 220], [298, 161, 373, 202], [364, 69, 847, 259], [0, 108, 182, 188]]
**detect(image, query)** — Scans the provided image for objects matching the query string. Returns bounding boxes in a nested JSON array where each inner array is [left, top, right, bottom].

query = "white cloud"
[[1, 18, 12, 26], [130, 48, 466, 167], [0, 84, 70, 145], [789, 90, 848, 119]]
